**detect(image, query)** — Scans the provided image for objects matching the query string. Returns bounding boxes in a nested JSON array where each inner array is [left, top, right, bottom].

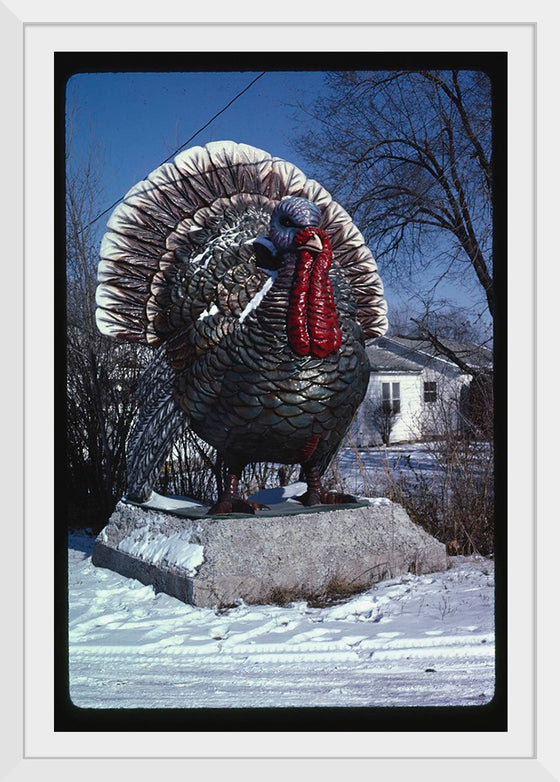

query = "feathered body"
[[96, 141, 387, 511], [180, 241, 368, 471]]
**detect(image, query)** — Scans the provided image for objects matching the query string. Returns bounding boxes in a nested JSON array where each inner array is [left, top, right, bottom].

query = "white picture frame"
[[4, 2, 551, 777]]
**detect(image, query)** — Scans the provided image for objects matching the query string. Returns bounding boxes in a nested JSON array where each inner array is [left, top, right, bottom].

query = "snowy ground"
[[68, 531, 495, 709], [334, 442, 490, 497]]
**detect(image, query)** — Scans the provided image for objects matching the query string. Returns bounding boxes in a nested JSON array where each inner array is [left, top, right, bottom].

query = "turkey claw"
[[321, 491, 359, 505], [295, 491, 322, 507], [296, 491, 358, 507]]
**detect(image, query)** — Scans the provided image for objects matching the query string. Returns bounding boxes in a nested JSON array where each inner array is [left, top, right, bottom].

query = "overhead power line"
[[79, 71, 267, 234], [159, 71, 266, 166]]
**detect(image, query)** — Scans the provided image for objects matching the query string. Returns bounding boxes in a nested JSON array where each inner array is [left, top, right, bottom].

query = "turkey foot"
[[207, 468, 267, 515], [296, 490, 359, 507], [297, 463, 358, 507]]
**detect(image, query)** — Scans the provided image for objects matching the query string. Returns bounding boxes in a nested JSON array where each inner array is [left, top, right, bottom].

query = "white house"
[[351, 336, 493, 445]]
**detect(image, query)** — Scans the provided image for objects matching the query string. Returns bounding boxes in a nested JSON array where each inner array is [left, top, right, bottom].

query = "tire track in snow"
[[68, 533, 495, 708]]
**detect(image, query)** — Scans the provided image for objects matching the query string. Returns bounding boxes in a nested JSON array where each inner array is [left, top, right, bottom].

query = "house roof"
[[375, 335, 493, 372], [365, 344, 424, 373]]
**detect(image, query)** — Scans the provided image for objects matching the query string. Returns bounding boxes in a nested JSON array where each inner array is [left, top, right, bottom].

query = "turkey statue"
[[96, 141, 388, 514]]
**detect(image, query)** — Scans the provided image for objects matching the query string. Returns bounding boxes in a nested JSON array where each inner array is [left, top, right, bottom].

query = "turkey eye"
[[279, 217, 293, 227]]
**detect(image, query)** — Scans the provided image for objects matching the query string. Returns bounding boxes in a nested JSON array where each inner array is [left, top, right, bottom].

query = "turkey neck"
[[255, 245, 342, 358]]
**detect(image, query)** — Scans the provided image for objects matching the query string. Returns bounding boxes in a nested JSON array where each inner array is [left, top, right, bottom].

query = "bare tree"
[[294, 69, 494, 323], [65, 103, 157, 528], [292, 70, 496, 552], [368, 398, 399, 446], [389, 294, 491, 345]]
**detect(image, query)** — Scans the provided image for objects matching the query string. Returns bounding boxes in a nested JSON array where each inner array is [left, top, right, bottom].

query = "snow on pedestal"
[[92, 487, 447, 608]]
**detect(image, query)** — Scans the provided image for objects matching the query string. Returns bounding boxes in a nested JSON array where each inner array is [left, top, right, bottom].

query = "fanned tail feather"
[[125, 349, 185, 502], [96, 141, 388, 350]]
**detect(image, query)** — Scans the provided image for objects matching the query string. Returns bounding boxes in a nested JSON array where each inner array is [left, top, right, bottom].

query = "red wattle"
[[287, 229, 342, 358]]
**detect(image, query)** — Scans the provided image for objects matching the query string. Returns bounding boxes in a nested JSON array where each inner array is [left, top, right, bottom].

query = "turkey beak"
[[298, 233, 323, 254]]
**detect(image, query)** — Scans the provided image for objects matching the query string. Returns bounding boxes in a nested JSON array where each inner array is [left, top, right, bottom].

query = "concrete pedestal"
[[91, 491, 447, 608]]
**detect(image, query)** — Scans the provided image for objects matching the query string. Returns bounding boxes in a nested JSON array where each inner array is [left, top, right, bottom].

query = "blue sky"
[[66, 69, 489, 329], [67, 71, 326, 214]]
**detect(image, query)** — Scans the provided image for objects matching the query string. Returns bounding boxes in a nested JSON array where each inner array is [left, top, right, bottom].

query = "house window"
[[424, 381, 437, 403], [382, 382, 401, 414]]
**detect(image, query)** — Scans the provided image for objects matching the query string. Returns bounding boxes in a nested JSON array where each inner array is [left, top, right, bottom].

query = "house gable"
[[375, 335, 493, 373], [365, 344, 424, 375], [373, 336, 466, 378]]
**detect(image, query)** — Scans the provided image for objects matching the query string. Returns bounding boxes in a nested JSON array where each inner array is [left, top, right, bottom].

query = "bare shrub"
[[324, 371, 494, 557], [263, 573, 376, 609], [154, 436, 302, 506], [65, 125, 150, 530], [154, 429, 221, 506], [241, 462, 301, 498], [369, 399, 399, 446], [382, 443, 494, 557]]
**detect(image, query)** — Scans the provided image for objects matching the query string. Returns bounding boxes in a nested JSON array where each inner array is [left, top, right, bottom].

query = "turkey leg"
[[298, 463, 359, 507], [207, 464, 263, 516]]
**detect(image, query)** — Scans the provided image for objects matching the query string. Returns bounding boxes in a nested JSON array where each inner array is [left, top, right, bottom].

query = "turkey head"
[[255, 196, 342, 359]]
